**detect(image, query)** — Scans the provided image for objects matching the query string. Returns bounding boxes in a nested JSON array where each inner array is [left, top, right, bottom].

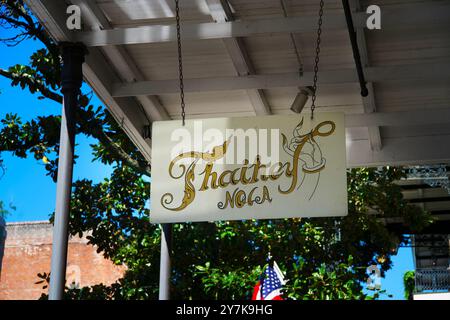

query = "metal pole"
[[49, 43, 86, 300], [342, 0, 369, 97], [158, 223, 172, 300]]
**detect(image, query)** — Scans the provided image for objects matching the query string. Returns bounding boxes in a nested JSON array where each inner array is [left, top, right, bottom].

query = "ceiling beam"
[[111, 63, 450, 96], [403, 188, 450, 201], [24, 0, 153, 162], [73, 5, 450, 47], [72, 0, 170, 122], [83, 52, 153, 160], [345, 109, 450, 128], [347, 134, 450, 168], [205, 0, 271, 115], [352, 0, 382, 151]]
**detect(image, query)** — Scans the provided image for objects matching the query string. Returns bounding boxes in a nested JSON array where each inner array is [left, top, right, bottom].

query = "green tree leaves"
[[1, 1, 433, 300], [403, 270, 415, 300]]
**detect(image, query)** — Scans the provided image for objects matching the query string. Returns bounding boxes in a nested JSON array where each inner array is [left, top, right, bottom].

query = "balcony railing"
[[416, 268, 450, 292]]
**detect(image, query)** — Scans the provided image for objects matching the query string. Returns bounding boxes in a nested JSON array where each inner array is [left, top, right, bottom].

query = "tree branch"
[[0, 2, 151, 177], [0, 67, 62, 103], [95, 130, 151, 176], [0, 1, 58, 56]]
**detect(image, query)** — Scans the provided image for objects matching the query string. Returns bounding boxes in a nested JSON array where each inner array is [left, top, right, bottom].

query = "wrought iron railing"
[[415, 268, 450, 292]]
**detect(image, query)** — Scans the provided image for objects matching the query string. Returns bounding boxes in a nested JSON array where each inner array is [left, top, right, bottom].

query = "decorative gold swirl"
[[279, 120, 335, 194], [282, 120, 335, 174], [161, 138, 232, 212], [169, 137, 231, 167], [161, 160, 197, 211]]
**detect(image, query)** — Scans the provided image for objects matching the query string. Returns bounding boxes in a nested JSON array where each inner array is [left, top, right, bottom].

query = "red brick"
[[0, 221, 125, 300]]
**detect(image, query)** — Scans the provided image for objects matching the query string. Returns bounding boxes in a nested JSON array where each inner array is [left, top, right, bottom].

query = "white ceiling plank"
[[75, 15, 347, 46], [111, 63, 450, 96], [74, 5, 450, 46], [25, 0, 70, 40], [246, 89, 271, 115], [73, 0, 170, 122], [71, 0, 109, 30], [25, 0, 450, 168], [364, 83, 382, 150], [83, 53, 153, 160], [347, 134, 450, 168], [25, 0, 153, 162], [345, 109, 450, 128], [403, 188, 450, 201], [111, 70, 355, 96], [205, 0, 271, 115], [206, 0, 232, 23]]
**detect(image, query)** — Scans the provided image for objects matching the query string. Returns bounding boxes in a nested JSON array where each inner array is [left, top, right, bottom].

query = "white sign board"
[[150, 113, 347, 223]]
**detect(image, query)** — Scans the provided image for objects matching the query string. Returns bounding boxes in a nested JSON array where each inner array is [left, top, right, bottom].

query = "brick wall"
[[0, 221, 125, 300], [0, 217, 5, 282]]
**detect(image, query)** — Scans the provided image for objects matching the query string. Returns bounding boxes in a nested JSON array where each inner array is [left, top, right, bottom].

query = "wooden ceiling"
[[26, 0, 450, 167]]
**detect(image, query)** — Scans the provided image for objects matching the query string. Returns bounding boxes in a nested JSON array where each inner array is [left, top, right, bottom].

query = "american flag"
[[252, 261, 285, 300]]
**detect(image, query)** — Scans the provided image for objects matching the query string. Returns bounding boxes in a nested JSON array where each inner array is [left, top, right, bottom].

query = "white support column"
[[49, 43, 86, 300], [158, 224, 172, 300], [73, 2, 173, 301]]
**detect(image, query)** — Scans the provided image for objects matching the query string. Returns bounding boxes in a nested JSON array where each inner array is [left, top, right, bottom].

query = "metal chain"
[[175, 0, 186, 126], [310, 0, 324, 120]]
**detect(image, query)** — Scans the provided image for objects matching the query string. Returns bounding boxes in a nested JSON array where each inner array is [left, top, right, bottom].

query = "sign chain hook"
[[311, 0, 324, 120], [175, 0, 186, 126]]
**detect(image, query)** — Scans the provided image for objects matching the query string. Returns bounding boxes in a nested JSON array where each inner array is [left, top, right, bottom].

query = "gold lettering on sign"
[[218, 186, 273, 209], [160, 120, 335, 212], [161, 138, 231, 211]]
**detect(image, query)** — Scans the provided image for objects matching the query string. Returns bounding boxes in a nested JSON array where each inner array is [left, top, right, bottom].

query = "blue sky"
[[0, 28, 112, 222], [363, 247, 414, 300], [0, 27, 414, 300]]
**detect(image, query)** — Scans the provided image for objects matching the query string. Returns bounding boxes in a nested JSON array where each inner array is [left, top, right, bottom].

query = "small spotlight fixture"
[[290, 86, 314, 114]]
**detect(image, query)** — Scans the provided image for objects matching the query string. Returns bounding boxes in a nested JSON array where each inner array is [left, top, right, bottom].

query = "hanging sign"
[[150, 113, 347, 223]]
